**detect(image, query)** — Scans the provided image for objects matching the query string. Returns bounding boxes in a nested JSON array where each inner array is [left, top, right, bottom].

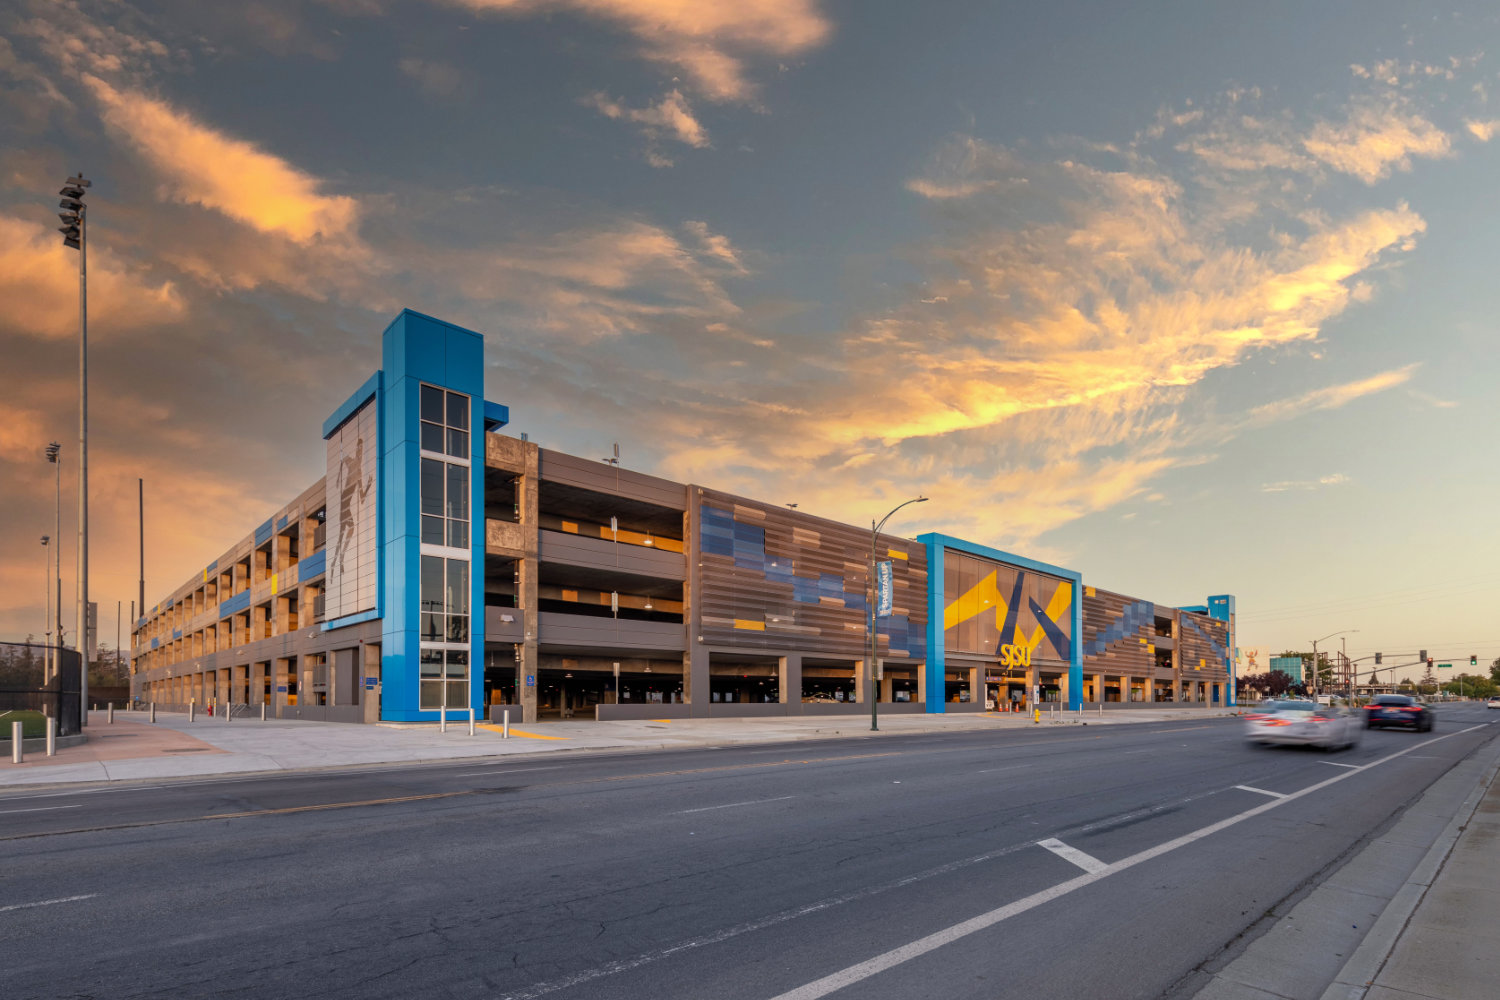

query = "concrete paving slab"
[[1212, 886, 1392, 998], [1191, 977, 1296, 1000]]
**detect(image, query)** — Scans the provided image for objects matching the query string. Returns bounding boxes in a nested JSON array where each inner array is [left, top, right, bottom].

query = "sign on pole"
[[876, 561, 894, 617], [1438, 663, 1453, 670]]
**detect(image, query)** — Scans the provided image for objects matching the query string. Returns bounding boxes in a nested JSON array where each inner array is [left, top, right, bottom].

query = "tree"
[[1419, 662, 1438, 696], [1490, 657, 1500, 685], [1441, 674, 1496, 699]]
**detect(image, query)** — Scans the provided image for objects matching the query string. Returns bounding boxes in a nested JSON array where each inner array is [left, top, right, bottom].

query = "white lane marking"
[[491, 839, 1042, 1000], [1234, 785, 1286, 799], [0, 894, 96, 914], [1320, 761, 1361, 769], [762, 723, 1489, 1000], [1036, 838, 1107, 874], [976, 765, 1024, 774], [454, 766, 565, 778], [0, 804, 83, 815], [677, 796, 795, 814]]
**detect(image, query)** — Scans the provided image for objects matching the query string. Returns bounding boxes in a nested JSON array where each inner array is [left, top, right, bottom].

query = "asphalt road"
[[3, 705, 1497, 1000]]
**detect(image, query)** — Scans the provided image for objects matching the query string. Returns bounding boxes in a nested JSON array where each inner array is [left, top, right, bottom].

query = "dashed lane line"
[[0, 894, 96, 914], [1234, 785, 1287, 799], [0, 804, 83, 815], [1037, 838, 1108, 874], [677, 796, 796, 814]]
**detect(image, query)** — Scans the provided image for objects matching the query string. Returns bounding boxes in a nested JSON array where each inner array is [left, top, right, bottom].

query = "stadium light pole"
[[59, 172, 90, 723], [869, 496, 928, 732]]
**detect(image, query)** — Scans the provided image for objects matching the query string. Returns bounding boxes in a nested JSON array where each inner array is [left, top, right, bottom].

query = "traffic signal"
[[1428, 657, 1434, 669], [1375, 652, 1383, 665], [1472, 655, 1478, 666], [1419, 649, 1427, 662]]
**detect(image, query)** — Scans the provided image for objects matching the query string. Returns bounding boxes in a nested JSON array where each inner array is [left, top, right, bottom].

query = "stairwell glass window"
[[419, 385, 470, 550], [420, 384, 469, 459], [418, 383, 472, 713]]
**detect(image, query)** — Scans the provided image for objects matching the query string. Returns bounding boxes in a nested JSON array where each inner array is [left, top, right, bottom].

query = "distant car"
[[1364, 694, 1434, 731], [1487, 697, 1500, 710], [1246, 700, 1362, 750]]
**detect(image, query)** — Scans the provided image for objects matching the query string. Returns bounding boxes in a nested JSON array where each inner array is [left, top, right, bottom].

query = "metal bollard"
[[46, 716, 56, 756], [108, 702, 114, 724], [261, 702, 267, 722], [11, 720, 23, 763], [150, 702, 156, 723], [189, 699, 195, 722], [439, 709, 446, 734], [503, 709, 510, 739], [468, 707, 476, 736], [225, 702, 231, 723]]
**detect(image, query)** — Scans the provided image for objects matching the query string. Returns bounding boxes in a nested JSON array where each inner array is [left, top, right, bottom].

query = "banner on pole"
[[876, 561, 894, 617]]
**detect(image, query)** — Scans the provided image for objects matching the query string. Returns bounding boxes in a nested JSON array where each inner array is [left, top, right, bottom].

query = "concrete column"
[[516, 448, 541, 725], [274, 657, 292, 709], [250, 662, 266, 705], [363, 643, 382, 723], [779, 653, 802, 713], [879, 674, 894, 702], [1056, 670, 1069, 706], [299, 654, 315, 707]]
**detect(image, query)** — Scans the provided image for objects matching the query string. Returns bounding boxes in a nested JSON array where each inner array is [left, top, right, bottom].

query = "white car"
[[1247, 700, 1362, 750], [1487, 697, 1500, 710]]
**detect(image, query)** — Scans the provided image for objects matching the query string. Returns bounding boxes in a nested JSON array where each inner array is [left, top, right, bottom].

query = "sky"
[[2, 0, 1498, 683]]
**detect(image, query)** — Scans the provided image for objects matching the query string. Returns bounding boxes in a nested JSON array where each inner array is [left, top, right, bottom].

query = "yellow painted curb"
[[476, 723, 569, 741]]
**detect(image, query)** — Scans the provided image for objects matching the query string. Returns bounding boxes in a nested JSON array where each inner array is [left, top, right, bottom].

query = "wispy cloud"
[[0, 212, 184, 339], [398, 56, 463, 97], [83, 75, 362, 246], [585, 89, 708, 163], [1246, 365, 1421, 426], [443, 0, 833, 102], [1262, 473, 1352, 493]]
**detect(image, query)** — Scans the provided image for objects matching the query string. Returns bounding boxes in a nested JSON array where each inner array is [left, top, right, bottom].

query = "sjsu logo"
[[999, 643, 1031, 667]]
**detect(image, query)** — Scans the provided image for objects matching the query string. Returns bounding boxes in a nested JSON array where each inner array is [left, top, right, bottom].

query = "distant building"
[[130, 310, 1238, 722], [1270, 655, 1304, 683]]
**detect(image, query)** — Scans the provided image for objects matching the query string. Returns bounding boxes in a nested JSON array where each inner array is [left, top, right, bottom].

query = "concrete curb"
[[1318, 747, 1500, 1000]]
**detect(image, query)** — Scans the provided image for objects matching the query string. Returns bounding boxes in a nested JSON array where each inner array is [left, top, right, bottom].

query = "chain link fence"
[[0, 641, 83, 738]]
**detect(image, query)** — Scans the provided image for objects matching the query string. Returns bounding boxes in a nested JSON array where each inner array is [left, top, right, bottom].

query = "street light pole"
[[59, 173, 89, 723], [869, 496, 929, 732]]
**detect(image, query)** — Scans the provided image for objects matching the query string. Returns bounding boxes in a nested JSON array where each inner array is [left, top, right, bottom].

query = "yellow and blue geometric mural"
[[943, 551, 1073, 664]]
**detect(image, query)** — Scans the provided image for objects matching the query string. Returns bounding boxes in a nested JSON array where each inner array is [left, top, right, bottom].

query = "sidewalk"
[[1194, 723, 1500, 1000], [1323, 750, 1500, 1000], [0, 704, 1240, 788]]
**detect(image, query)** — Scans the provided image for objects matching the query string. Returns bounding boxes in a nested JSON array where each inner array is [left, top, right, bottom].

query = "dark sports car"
[[1364, 694, 1434, 731]]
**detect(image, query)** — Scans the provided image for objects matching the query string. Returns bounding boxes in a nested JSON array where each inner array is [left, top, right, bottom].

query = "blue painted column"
[[923, 539, 946, 713], [379, 310, 487, 722]]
